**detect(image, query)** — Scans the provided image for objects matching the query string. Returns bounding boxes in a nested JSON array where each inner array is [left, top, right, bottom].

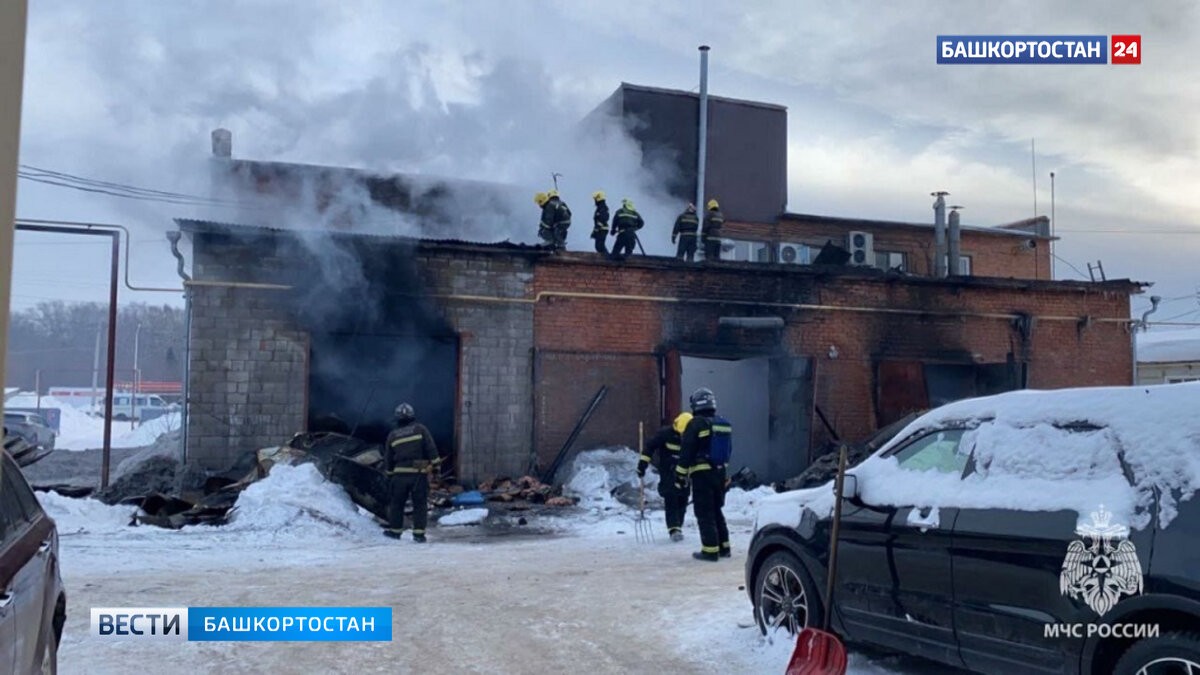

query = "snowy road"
[[41, 465, 942, 674]]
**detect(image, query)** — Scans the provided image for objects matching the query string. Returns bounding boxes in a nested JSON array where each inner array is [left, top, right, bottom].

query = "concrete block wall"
[[418, 247, 536, 481], [186, 285, 307, 470]]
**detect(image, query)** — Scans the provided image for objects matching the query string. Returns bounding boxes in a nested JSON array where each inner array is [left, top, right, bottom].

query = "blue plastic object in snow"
[[452, 490, 485, 506]]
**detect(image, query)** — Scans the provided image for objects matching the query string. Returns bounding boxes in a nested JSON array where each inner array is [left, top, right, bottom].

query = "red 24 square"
[[1112, 35, 1141, 64]]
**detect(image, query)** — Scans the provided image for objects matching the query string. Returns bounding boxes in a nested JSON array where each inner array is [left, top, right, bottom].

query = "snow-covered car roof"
[[758, 383, 1200, 533]]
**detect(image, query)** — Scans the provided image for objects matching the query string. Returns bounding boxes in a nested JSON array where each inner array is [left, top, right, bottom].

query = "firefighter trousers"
[[658, 476, 689, 534], [611, 230, 637, 259], [702, 236, 721, 261], [675, 235, 697, 261], [592, 230, 609, 254], [386, 473, 429, 535], [691, 466, 729, 555]]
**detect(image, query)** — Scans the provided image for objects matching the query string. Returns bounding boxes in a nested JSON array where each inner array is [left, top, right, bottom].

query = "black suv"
[[746, 404, 1200, 674]]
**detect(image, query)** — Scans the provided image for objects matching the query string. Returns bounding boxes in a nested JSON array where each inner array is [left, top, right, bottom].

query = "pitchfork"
[[634, 421, 655, 544]]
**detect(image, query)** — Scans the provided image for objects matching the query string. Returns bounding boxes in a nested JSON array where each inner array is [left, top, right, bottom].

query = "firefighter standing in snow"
[[672, 204, 700, 261], [536, 191, 571, 250], [609, 198, 644, 260], [591, 191, 610, 254], [383, 403, 441, 542], [675, 388, 733, 561], [637, 412, 693, 542], [701, 199, 725, 261]]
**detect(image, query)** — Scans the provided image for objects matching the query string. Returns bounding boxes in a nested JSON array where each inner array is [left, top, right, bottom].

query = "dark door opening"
[[308, 332, 457, 465]]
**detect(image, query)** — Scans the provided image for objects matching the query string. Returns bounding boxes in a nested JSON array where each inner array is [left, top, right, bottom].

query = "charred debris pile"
[[49, 431, 579, 530]]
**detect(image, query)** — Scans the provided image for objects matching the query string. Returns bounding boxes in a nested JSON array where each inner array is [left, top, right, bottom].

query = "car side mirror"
[[841, 474, 861, 502]]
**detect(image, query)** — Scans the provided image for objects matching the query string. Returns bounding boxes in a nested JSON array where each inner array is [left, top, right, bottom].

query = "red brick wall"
[[722, 216, 1053, 280], [530, 255, 1131, 464]]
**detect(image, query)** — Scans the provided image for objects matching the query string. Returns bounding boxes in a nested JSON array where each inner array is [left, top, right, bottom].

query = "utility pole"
[[91, 322, 102, 409], [0, 1, 28, 418]]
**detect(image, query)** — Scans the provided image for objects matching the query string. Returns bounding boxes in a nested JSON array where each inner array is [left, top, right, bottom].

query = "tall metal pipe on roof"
[[932, 191, 948, 277], [696, 46, 710, 216], [948, 205, 963, 275]]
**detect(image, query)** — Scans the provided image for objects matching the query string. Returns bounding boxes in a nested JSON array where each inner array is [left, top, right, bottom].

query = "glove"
[[671, 235, 677, 244]]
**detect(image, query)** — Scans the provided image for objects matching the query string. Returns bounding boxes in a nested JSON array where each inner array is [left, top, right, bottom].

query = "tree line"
[[5, 301, 186, 392]]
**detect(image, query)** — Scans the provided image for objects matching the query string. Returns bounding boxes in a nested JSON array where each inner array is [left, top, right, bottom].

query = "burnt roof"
[[178, 218, 1143, 294], [781, 212, 1056, 240]]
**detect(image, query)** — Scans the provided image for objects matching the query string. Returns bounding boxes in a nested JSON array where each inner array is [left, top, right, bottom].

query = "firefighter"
[[609, 198, 644, 261], [539, 190, 571, 250], [637, 412, 693, 541], [701, 198, 725, 261], [672, 203, 700, 261], [383, 402, 442, 542], [591, 191, 610, 255], [675, 387, 733, 561]]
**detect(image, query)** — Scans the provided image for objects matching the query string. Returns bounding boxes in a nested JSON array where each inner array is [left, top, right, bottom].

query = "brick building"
[[177, 219, 1140, 483], [177, 85, 1143, 483]]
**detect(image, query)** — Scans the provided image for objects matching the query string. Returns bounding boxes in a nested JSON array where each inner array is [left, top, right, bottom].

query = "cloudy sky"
[[13, 0, 1200, 324]]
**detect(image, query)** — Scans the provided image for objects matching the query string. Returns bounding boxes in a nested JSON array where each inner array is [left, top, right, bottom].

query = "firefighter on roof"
[[675, 387, 733, 561], [672, 203, 700, 261], [637, 412, 693, 541], [591, 191, 610, 255], [536, 191, 571, 250], [383, 402, 441, 542], [701, 198, 725, 261], [609, 198, 644, 261]]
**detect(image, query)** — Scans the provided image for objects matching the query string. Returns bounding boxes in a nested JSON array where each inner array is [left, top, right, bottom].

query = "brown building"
[[177, 86, 1143, 484]]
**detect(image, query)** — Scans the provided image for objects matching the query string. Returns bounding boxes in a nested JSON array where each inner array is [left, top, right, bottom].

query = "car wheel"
[[1113, 631, 1200, 675], [754, 550, 823, 637], [40, 624, 57, 675]]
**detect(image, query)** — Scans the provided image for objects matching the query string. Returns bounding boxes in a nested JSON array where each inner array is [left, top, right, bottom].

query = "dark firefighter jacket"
[[638, 425, 682, 477], [672, 210, 699, 237], [701, 208, 725, 238], [384, 422, 441, 475], [676, 411, 731, 480], [612, 206, 644, 233], [540, 197, 571, 231], [592, 201, 610, 235]]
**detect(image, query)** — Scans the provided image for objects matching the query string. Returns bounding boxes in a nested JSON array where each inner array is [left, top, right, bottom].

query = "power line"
[[1156, 308, 1200, 323], [1057, 229, 1200, 234], [1050, 253, 1090, 280]]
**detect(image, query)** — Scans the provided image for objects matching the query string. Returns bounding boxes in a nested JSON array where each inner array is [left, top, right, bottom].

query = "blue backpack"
[[707, 416, 733, 465]]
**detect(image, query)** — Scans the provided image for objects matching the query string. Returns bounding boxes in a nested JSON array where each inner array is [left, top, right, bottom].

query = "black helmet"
[[689, 387, 716, 413], [394, 403, 415, 423]]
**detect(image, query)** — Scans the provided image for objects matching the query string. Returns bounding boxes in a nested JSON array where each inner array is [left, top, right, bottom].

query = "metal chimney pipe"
[[932, 191, 949, 277], [696, 45, 710, 216], [948, 206, 963, 275], [211, 128, 232, 158]]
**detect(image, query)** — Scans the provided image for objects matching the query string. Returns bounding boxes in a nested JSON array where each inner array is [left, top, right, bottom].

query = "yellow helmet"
[[673, 412, 693, 434], [706, 199, 719, 210], [622, 198, 634, 209], [534, 192, 549, 206], [547, 189, 559, 198], [592, 190, 605, 202]]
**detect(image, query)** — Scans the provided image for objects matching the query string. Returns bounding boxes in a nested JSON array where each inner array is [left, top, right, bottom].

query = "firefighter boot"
[[692, 551, 719, 562]]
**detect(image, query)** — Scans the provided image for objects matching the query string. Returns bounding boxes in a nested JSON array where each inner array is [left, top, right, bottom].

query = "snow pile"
[[1138, 327, 1200, 363], [439, 508, 489, 526], [5, 393, 180, 451], [223, 463, 378, 537], [854, 383, 1200, 529], [723, 486, 778, 522], [37, 491, 136, 534], [563, 448, 644, 509]]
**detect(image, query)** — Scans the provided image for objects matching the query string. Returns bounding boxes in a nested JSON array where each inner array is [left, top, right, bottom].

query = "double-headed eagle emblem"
[[1059, 505, 1143, 616]]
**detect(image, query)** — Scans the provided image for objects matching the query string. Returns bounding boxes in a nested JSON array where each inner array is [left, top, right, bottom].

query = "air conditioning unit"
[[778, 243, 805, 265], [846, 231, 874, 266]]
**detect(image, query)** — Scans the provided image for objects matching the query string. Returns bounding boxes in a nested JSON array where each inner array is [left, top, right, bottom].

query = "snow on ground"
[[6, 393, 181, 450], [1138, 327, 1200, 363], [850, 383, 1200, 530], [42, 455, 929, 674], [438, 507, 489, 526]]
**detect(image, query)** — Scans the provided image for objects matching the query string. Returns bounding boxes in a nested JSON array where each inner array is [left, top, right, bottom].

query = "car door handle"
[[905, 506, 941, 531], [0, 591, 12, 609], [38, 538, 52, 554]]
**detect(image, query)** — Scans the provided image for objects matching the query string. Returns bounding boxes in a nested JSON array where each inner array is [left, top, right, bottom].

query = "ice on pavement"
[[439, 508, 489, 526], [849, 383, 1200, 529]]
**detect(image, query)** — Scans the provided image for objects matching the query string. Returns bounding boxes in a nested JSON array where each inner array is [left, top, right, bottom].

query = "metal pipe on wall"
[[948, 206, 962, 276], [696, 45, 710, 215]]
